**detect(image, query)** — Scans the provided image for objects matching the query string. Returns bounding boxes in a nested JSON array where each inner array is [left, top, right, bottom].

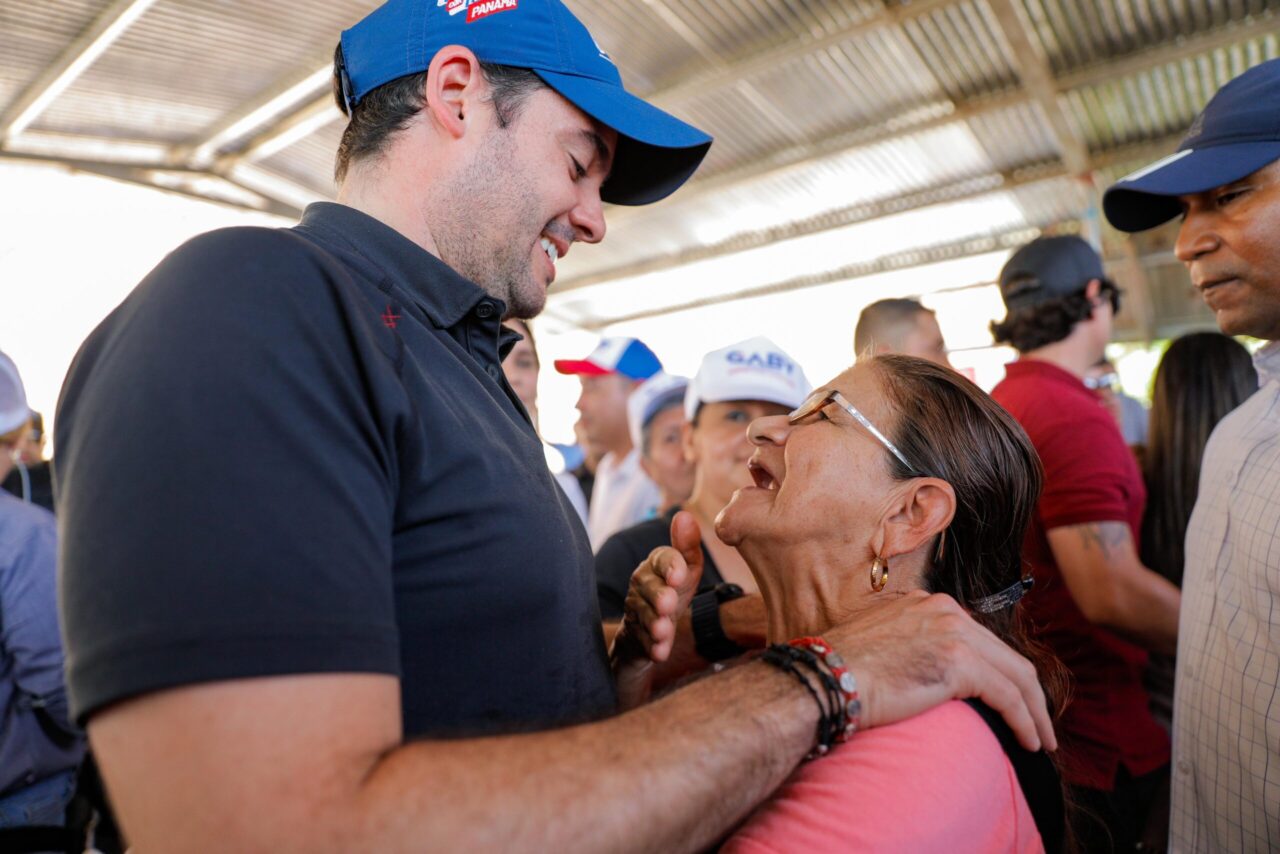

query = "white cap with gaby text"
[[685, 337, 811, 421]]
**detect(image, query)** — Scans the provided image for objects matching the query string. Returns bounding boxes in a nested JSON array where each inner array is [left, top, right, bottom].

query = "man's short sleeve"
[[1035, 410, 1138, 531], [56, 227, 402, 723]]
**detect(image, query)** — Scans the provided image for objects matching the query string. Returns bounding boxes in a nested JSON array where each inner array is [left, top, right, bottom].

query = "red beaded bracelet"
[[790, 636, 862, 742]]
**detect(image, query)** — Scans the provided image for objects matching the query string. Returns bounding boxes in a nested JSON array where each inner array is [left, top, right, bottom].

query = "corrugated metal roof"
[[3, 0, 1277, 330]]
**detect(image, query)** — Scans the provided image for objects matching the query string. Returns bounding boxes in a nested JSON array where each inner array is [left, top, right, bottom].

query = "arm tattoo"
[[1076, 521, 1130, 562]]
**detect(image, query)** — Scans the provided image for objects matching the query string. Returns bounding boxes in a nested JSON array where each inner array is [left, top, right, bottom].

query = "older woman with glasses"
[[617, 355, 1066, 852]]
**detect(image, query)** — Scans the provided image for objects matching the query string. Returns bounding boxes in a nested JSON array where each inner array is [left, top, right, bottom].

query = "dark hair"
[[990, 280, 1119, 353], [1140, 333, 1257, 584], [871, 356, 1043, 638], [854, 298, 932, 357], [332, 47, 546, 183]]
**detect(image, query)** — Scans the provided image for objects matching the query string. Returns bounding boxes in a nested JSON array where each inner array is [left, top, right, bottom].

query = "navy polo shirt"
[[56, 202, 615, 737]]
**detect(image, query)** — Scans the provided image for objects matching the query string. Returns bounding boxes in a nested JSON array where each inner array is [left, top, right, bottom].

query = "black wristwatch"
[[691, 582, 748, 662]]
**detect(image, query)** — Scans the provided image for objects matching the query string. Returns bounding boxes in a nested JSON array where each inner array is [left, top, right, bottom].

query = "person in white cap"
[[597, 337, 809, 669], [625, 372, 694, 518], [555, 336, 664, 549], [0, 352, 83, 828]]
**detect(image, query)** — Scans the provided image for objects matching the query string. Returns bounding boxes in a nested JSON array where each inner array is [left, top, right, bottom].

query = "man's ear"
[[424, 45, 485, 140], [877, 478, 956, 561]]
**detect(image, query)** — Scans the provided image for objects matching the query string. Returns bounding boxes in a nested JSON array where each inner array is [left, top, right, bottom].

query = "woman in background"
[[1140, 332, 1257, 728]]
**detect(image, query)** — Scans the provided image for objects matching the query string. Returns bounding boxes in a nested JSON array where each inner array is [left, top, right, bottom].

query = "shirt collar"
[[295, 202, 504, 329], [1003, 358, 1093, 393], [1254, 340, 1280, 387]]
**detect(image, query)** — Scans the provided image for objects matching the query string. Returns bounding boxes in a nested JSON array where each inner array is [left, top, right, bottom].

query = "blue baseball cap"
[[554, 337, 662, 380], [1103, 58, 1280, 233], [339, 0, 712, 206]]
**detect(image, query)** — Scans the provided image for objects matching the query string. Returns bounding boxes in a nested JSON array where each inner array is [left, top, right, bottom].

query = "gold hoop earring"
[[870, 556, 888, 592]]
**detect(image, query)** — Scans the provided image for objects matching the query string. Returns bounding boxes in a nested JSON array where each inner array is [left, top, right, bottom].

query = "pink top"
[[723, 701, 1046, 854]]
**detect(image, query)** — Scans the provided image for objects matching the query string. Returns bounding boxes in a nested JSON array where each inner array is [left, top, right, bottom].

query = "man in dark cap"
[[989, 235, 1180, 851], [1103, 57, 1280, 852], [53, 0, 1055, 848]]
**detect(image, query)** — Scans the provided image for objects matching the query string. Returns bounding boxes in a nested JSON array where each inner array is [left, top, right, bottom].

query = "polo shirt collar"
[[1255, 340, 1280, 388], [297, 203, 504, 329], [1003, 358, 1092, 393]]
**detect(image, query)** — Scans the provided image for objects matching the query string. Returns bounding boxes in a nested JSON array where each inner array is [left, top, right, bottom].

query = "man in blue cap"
[[56, 1, 1056, 848], [1103, 57, 1280, 851]]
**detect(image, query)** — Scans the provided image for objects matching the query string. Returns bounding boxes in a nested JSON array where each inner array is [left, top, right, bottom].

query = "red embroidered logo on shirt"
[[467, 0, 517, 23], [381, 305, 401, 329]]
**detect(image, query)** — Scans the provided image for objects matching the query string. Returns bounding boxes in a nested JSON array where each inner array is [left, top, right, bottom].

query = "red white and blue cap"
[[554, 337, 662, 380], [685, 336, 811, 420], [1103, 58, 1280, 233], [339, 0, 712, 205]]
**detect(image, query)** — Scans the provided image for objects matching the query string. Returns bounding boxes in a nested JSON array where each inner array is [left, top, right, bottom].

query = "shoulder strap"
[[964, 699, 1065, 854]]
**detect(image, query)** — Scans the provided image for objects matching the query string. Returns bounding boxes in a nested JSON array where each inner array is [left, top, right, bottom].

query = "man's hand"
[[612, 511, 704, 664], [824, 592, 1058, 752]]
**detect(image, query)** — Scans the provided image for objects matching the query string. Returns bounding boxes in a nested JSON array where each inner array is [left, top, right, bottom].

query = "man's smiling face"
[[1175, 159, 1280, 341], [433, 85, 615, 319]]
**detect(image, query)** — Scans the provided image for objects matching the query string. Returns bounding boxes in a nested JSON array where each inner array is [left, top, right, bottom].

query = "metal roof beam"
[[0, 0, 160, 145], [642, 0, 954, 108], [176, 64, 334, 168], [558, 133, 1186, 329], [214, 96, 342, 170], [566, 226, 1047, 331], [556, 160, 1064, 294], [986, 0, 1089, 175], [611, 14, 1271, 228], [0, 149, 301, 219], [1056, 10, 1276, 91]]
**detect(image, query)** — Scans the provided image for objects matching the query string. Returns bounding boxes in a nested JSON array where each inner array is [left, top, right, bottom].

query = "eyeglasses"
[[789, 389, 919, 474], [1082, 371, 1119, 391]]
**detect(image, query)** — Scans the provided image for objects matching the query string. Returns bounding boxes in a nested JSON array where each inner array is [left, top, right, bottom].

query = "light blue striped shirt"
[[1172, 340, 1280, 852]]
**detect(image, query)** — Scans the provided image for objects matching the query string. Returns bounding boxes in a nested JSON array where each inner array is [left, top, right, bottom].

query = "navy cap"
[[998, 235, 1105, 311], [1103, 58, 1280, 232], [339, 0, 712, 206]]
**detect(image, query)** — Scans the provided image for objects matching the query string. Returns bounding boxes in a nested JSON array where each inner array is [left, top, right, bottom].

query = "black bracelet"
[[767, 644, 851, 756], [762, 644, 838, 758]]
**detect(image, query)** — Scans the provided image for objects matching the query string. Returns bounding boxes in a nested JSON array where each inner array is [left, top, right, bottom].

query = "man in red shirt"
[[989, 235, 1181, 852]]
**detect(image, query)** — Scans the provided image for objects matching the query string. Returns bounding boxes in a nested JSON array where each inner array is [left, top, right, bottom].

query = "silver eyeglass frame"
[[788, 389, 918, 474]]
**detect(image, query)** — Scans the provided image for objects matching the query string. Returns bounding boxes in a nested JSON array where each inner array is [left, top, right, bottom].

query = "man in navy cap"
[[55, 1, 1055, 848], [1104, 57, 1280, 851]]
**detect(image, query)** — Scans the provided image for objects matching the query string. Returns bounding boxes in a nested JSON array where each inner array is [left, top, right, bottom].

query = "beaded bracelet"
[[789, 637, 862, 742], [761, 645, 835, 755]]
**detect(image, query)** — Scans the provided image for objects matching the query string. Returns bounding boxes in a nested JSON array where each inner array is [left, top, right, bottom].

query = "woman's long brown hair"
[[1141, 332, 1256, 585]]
